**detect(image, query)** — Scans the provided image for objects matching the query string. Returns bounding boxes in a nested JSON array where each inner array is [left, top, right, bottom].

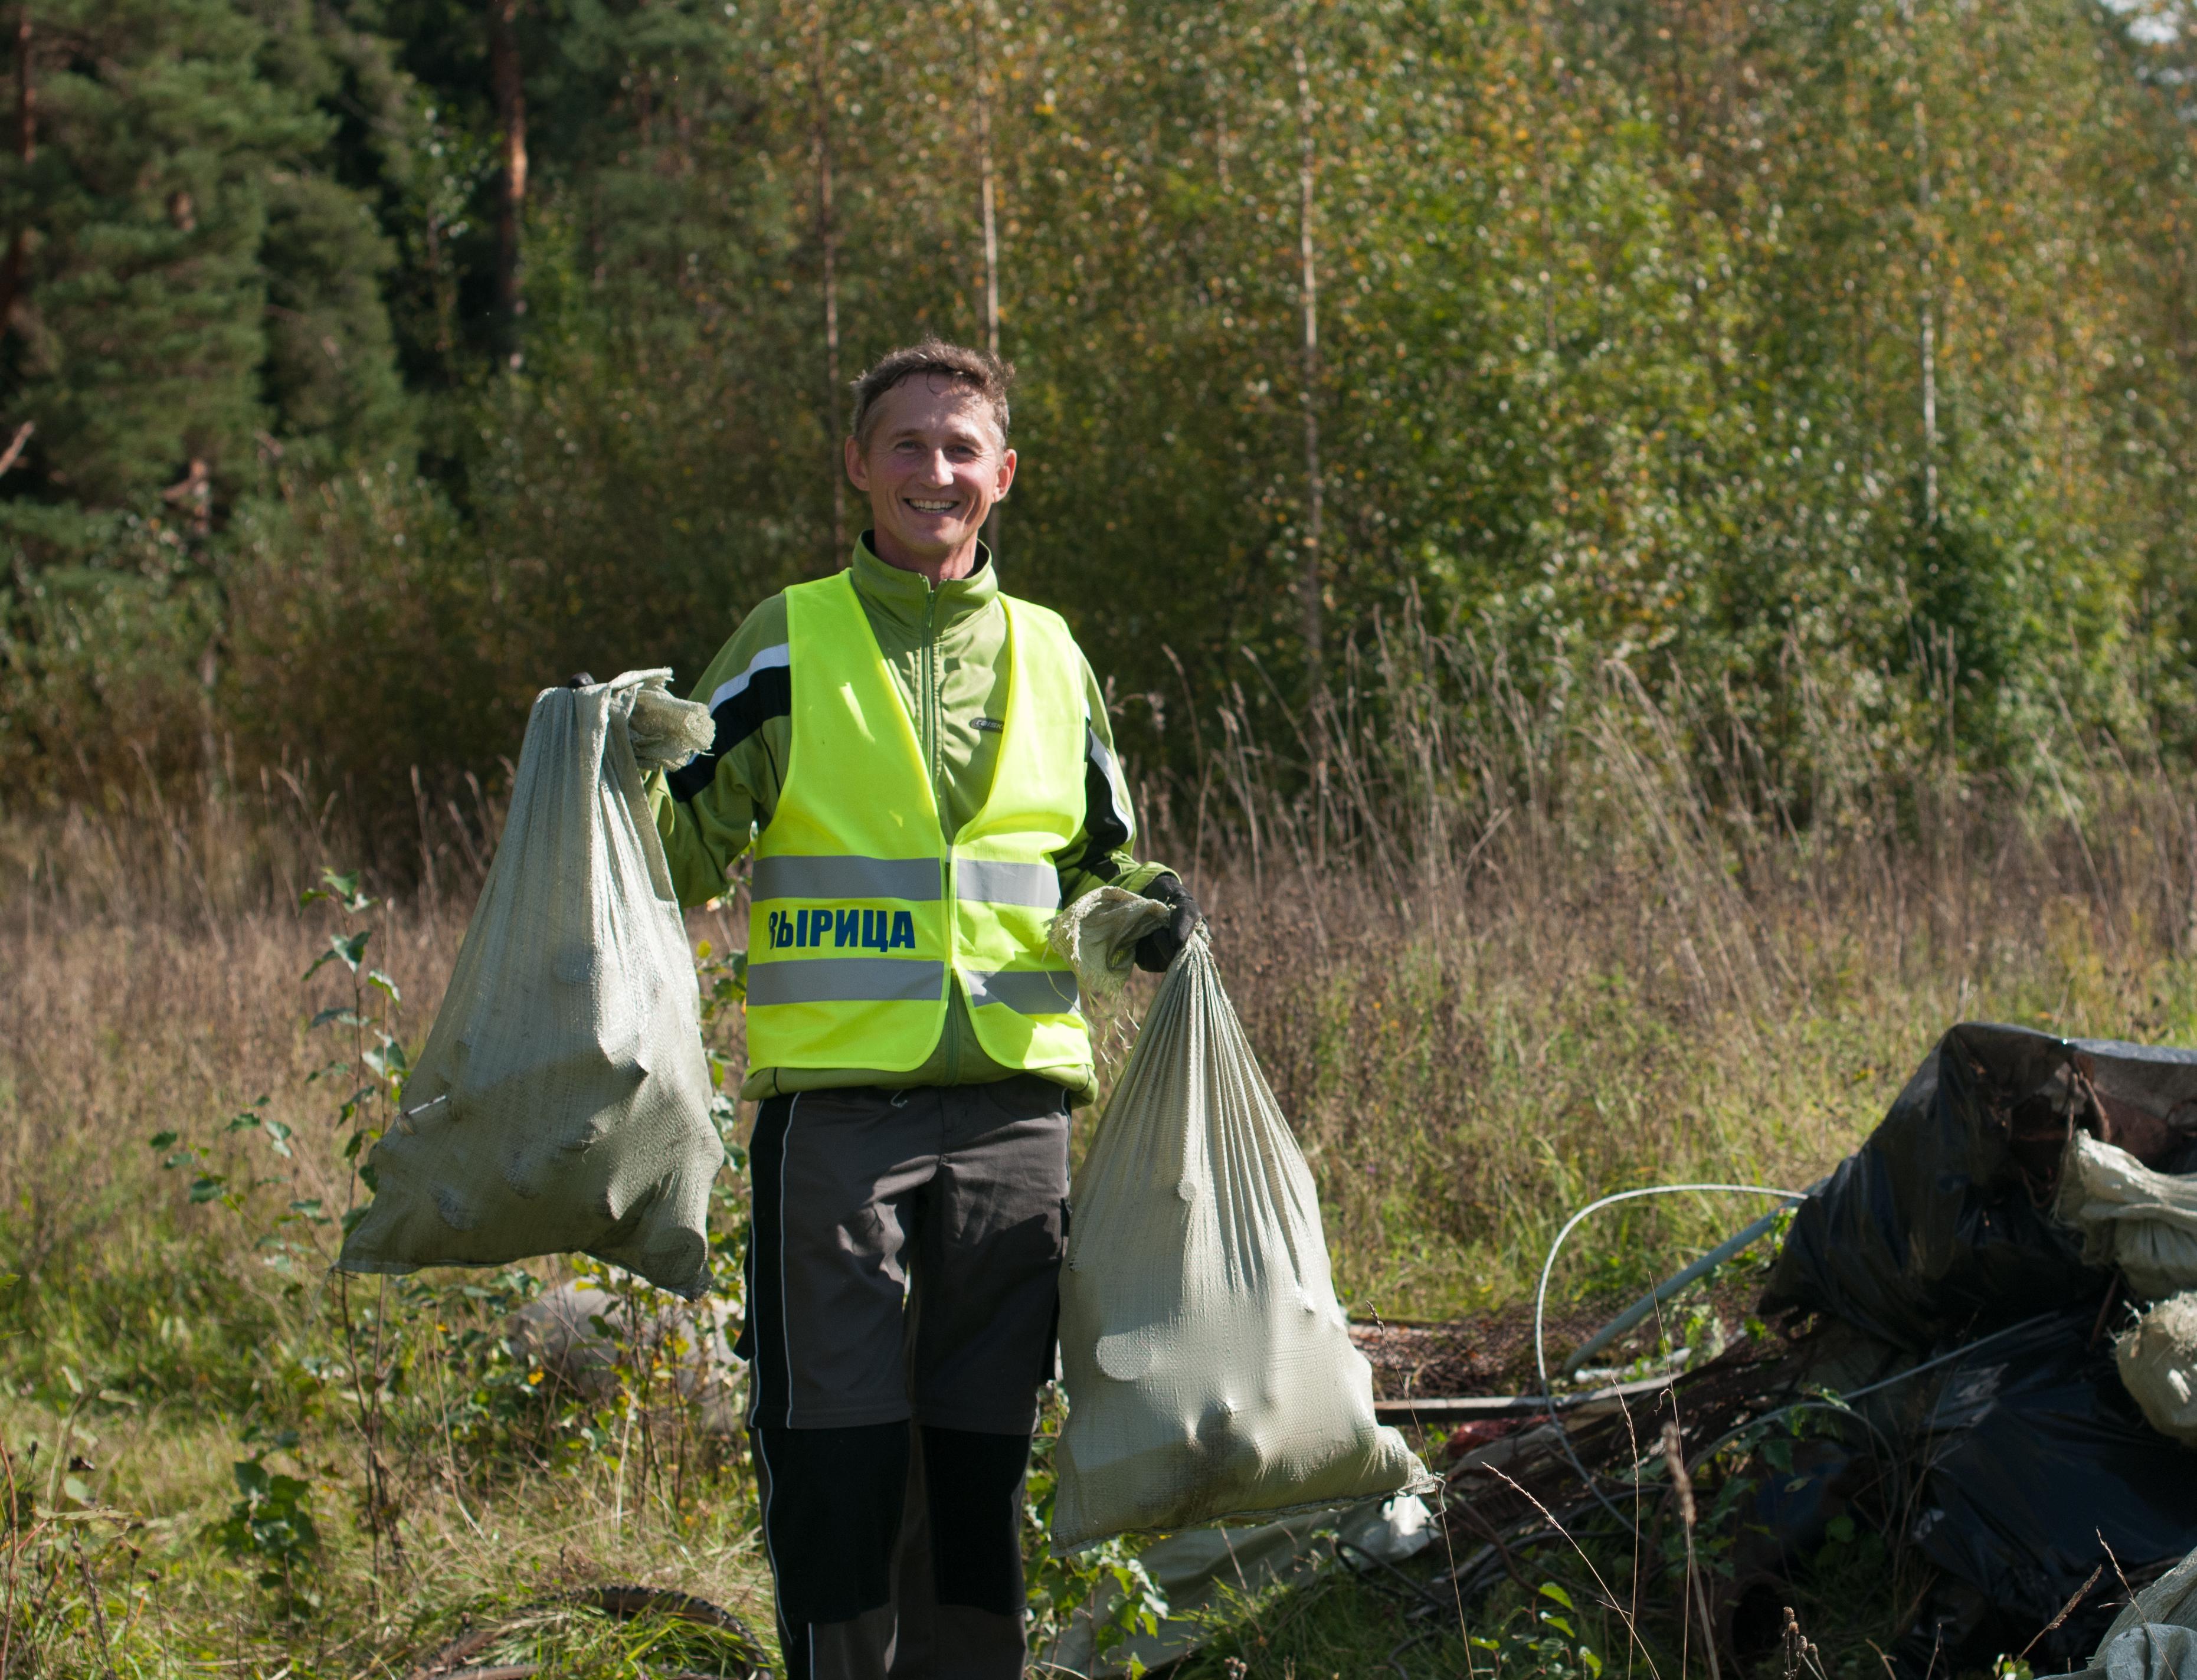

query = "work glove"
[[1134, 875, 1204, 973]]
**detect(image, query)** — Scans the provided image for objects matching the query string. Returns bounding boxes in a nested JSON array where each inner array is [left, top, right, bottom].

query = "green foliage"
[[216, 467, 507, 850], [0, 0, 2195, 821], [147, 1098, 297, 1217], [0, 0, 412, 503], [1468, 1581, 1606, 1678], [1022, 1385, 1170, 1674], [301, 865, 408, 1190], [212, 1429, 322, 1619]]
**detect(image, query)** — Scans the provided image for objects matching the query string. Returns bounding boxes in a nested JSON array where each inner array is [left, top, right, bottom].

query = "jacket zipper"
[[922, 585, 964, 1085], [923, 587, 945, 818]]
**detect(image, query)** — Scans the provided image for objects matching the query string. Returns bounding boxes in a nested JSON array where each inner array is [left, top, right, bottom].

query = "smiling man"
[[650, 339, 1201, 1679]]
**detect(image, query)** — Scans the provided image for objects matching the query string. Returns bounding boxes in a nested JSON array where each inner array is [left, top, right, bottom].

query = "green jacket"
[[650, 535, 1172, 1106]]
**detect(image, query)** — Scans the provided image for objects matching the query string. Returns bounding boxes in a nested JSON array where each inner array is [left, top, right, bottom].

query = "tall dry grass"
[[8, 613, 2195, 1318], [1127, 608, 2197, 1309]]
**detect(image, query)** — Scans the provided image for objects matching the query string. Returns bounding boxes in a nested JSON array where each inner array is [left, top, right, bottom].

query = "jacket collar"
[[850, 531, 999, 634]]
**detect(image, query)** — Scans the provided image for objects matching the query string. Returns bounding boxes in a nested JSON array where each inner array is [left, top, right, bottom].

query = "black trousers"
[[736, 1076, 1072, 1679], [751, 1420, 1033, 1680]]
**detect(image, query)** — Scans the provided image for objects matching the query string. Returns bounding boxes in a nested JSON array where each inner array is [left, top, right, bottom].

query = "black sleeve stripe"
[[667, 664, 792, 803], [1066, 723, 1131, 881]]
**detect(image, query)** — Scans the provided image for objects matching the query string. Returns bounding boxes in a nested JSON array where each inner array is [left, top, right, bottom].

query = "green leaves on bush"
[[1466, 1581, 1606, 1678], [1022, 1387, 1170, 1675], [213, 1433, 322, 1620], [304, 930, 372, 984]]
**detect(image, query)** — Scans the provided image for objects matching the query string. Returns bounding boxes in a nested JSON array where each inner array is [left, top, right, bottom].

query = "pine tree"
[[0, 0, 412, 521], [0, 0, 417, 794], [250, 0, 415, 469]]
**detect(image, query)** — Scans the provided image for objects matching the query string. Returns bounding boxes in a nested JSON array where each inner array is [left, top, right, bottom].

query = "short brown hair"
[[849, 338, 1014, 450]]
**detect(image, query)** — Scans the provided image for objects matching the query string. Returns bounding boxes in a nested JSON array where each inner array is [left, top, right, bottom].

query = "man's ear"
[[844, 434, 869, 491], [994, 446, 1017, 500]]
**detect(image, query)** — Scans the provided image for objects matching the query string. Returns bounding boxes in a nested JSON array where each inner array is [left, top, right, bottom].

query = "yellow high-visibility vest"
[[744, 570, 1092, 1078]]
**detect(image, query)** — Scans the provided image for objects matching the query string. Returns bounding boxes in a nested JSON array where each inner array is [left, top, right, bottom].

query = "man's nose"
[[921, 450, 955, 485]]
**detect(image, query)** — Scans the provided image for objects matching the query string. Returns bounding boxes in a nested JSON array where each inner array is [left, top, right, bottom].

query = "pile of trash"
[[996, 1019, 2197, 1676], [1376, 1023, 2197, 1679], [1757, 1022, 2197, 1672]]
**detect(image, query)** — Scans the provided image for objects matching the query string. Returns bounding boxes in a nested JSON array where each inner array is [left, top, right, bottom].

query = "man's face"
[[845, 376, 1016, 571]]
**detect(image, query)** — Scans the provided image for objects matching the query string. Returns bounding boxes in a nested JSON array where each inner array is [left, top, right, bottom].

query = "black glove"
[[1134, 875, 1204, 972]]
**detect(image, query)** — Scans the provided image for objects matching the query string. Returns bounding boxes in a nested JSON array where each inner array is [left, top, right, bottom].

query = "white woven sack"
[[338, 670, 723, 1299], [1048, 889, 1425, 1553], [2077, 1543, 2197, 1678], [2117, 1291, 2197, 1449], [2058, 1132, 2197, 1301]]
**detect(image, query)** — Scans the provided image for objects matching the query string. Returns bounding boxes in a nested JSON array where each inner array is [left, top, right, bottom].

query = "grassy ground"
[[4, 661, 2193, 1674]]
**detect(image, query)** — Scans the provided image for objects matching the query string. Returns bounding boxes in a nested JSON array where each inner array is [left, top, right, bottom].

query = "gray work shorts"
[[738, 1074, 1072, 1436]]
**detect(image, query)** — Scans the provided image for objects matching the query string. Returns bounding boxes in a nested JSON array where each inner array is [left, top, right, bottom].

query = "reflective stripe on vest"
[[744, 572, 1093, 1076], [746, 957, 946, 1007], [753, 855, 943, 902]]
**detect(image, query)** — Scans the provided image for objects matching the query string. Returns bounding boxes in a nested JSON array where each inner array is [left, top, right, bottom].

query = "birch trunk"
[[811, 5, 846, 570], [1914, 94, 1939, 526], [974, 2, 1002, 554], [1900, 0, 1939, 526], [489, 0, 528, 365], [1292, 38, 1325, 687]]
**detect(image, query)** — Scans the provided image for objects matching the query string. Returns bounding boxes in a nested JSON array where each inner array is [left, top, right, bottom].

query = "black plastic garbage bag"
[[1761, 1023, 2197, 1352], [1893, 1311, 2197, 1674]]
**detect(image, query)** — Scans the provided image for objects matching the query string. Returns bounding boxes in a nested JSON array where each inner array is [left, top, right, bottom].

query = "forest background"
[[6, 0, 2196, 820]]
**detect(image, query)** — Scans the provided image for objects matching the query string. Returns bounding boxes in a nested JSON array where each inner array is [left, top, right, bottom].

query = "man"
[[650, 338, 1201, 1679]]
